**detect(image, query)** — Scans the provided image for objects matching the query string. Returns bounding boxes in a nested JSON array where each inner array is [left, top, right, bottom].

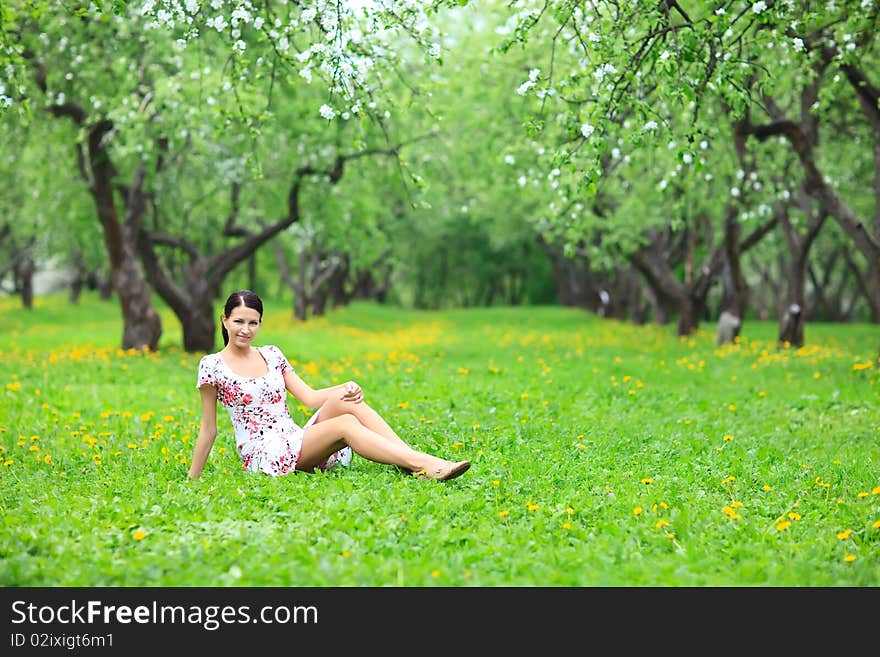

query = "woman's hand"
[[341, 381, 363, 403]]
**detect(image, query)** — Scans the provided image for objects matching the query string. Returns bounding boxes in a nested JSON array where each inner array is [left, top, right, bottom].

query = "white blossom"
[[643, 120, 658, 131], [206, 16, 227, 32], [504, 155, 516, 164], [516, 80, 535, 95], [319, 104, 335, 120], [792, 37, 805, 52], [580, 123, 594, 139], [751, 1, 767, 14]]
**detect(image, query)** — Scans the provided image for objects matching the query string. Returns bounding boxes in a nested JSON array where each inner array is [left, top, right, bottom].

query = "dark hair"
[[221, 290, 263, 346]]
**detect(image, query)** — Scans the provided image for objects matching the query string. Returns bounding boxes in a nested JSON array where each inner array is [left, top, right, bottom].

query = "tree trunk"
[[181, 291, 218, 352], [43, 97, 161, 349], [18, 254, 34, 310], [777, 185, 826, 347]]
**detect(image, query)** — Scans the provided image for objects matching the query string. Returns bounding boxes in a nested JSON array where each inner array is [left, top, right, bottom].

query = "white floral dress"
[[196, 344, 352, 476]]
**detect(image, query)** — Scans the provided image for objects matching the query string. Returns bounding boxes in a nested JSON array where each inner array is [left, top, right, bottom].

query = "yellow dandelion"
[[837, 529, 852, 540], [728, 404, 736, 411], [723, 434, 734, 441], [758, 390, 766, 397], [813, 372, 820, 379], [666, 533, 675, 539], [656, 520, 670, 529], [498, 510, 509, 518], [640, 477, 653, 485], [844, 554, 856, 563], [563, 522, 571, 530], [43, 454, 51, 464], [857, 492, 868, 498], [776, 521, 791, 532], [396, 401, 409, 409], [132, 530, 146, 541], [871, 485, 880, 495], [722, 476, 736, 485], [730, 501, 744, 508], [633, 507, 643, 516], [788, 512, 801, 521], [342, 550, 351, 558], [762, 485, 772, 492], [722, 506, 741, 520], [431, 570, 441, 578], [872, 520, 880, 529]]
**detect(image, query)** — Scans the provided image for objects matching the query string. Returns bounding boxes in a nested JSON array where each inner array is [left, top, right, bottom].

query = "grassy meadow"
[[1, 293, 878, 586]]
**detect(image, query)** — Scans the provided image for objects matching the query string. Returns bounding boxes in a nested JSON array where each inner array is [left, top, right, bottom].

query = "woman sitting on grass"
[[187, 289, 470, 482]]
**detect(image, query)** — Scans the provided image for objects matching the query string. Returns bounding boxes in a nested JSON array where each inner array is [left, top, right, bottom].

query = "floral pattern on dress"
[[197, 344, 352, 476]]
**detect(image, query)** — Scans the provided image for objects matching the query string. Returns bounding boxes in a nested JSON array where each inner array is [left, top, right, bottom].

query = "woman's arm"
[[283, 369, 363, 408], [188, 385, 219, 479]]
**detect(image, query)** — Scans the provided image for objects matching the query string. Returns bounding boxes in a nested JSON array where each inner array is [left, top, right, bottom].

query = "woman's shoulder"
[[259, 345, 292, 369], [198, 351, 223, 366]]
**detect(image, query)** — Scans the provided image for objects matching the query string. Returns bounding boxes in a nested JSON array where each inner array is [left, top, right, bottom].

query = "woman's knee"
[[325, 412, 360, 433], [321, 396, 362, 418]]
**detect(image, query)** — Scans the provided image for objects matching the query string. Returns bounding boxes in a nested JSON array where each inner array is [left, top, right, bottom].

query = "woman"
[[187, 290, 470, 481]]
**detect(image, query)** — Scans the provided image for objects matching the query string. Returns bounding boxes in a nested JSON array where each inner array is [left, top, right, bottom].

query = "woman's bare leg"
[[315, 396, 411, 450], [311, 396, 453, 474], [297, 414, 455, 474]]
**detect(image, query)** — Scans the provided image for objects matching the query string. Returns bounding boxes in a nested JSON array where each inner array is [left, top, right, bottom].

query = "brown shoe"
[[415, 460, 471, 481]]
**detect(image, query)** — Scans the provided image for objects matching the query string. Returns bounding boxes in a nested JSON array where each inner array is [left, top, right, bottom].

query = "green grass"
[[1, 293, 878, 586]]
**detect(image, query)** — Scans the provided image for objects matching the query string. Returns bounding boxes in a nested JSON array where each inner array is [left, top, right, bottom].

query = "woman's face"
[[223, 304, 262, 348]]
